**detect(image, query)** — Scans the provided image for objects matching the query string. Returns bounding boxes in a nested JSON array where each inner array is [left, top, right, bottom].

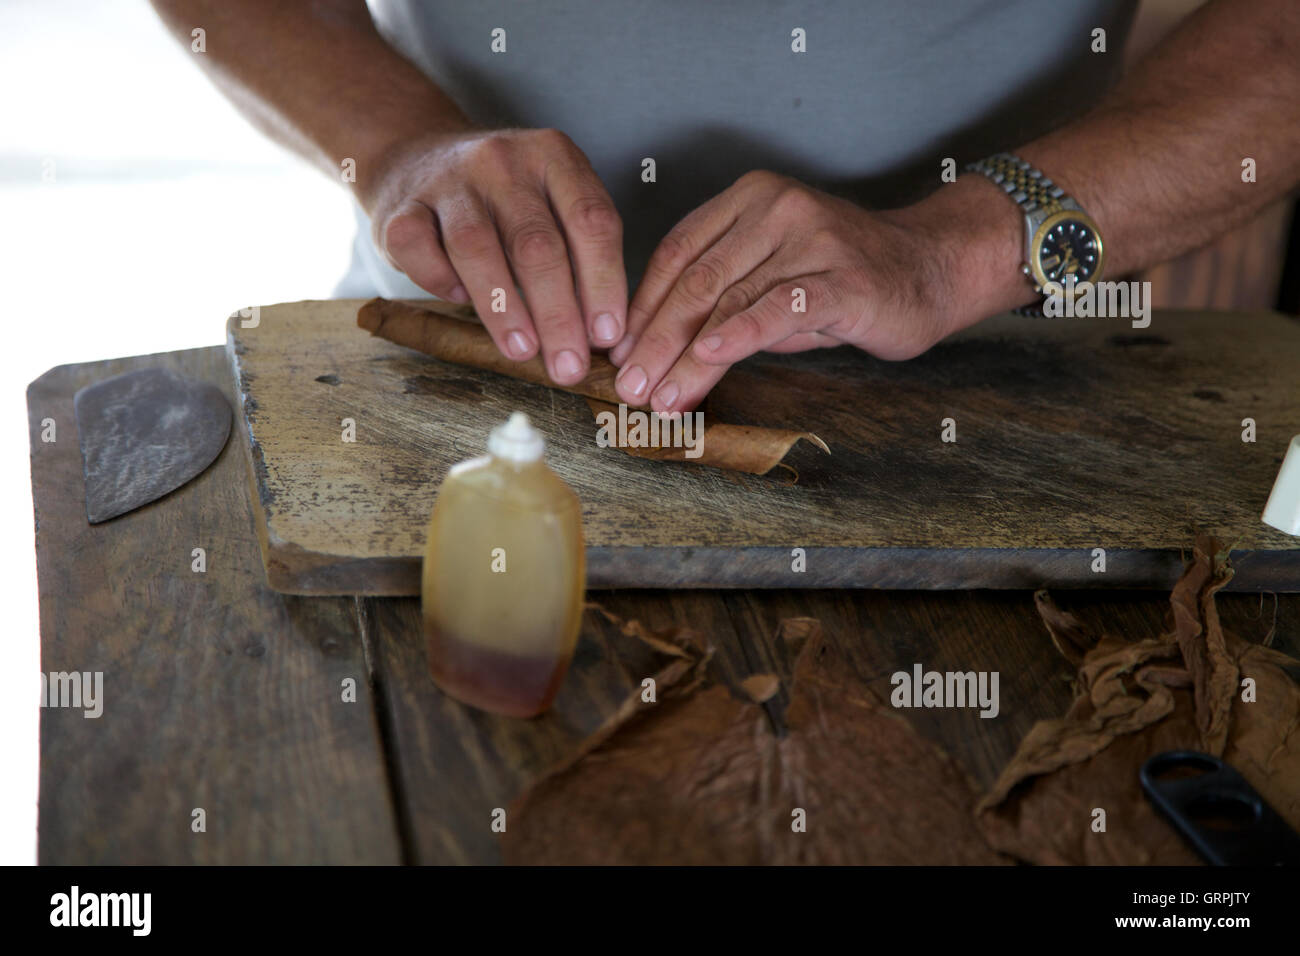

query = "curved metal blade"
[[74, 367, 231, 524]]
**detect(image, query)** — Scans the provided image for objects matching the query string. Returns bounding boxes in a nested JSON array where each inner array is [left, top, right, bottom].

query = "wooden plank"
[[228, 300, 1300, 594], [368, 578, 1300, 863], [362, 590, 751, 864], [28, 347, 401, 864], [724, 589, 1300, 792]]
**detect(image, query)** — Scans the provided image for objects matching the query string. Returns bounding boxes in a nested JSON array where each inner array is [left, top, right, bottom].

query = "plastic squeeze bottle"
[[422, 412, 585, 717]]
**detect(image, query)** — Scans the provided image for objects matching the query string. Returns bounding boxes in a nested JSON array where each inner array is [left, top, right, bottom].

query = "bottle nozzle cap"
[[488, 411, 546, 463]]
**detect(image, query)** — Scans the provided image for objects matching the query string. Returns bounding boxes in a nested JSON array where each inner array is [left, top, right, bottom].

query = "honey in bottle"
[[421, 412, 585, 717]]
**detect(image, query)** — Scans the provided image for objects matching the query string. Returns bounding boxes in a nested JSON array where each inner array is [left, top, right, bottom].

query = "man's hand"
[[609, 171, 962, 413], [152, 0, 1300, 399], [368, 128, 627, 385]]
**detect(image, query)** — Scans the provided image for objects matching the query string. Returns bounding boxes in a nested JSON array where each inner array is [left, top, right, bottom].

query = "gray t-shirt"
[[337, 0, 1136, 298]]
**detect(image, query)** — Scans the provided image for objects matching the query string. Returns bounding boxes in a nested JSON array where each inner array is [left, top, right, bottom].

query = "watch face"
[[1037, 216, 1101, 285]]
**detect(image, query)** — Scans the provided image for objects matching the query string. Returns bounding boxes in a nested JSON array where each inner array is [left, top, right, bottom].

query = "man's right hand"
[[365, 128, 627, 385]]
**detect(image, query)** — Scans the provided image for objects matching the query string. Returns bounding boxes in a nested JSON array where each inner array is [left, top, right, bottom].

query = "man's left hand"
[[609, 170, 965, 414]]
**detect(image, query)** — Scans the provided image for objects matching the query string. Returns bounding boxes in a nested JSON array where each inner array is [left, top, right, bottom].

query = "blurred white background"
[[0, 0, 355, 863]]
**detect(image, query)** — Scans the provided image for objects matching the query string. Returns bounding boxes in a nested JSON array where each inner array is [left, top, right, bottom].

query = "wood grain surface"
[[29, 348, 1300, 864], [228, 300, 1300, 594], [364, 586, 1299, 864], [28, 347, 401, 864]]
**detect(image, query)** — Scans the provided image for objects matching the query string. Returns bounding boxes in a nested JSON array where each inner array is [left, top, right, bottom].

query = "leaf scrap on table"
[[978, 532, 1300, 865], [501, 614, 1004, 865], [357, 297, 828, 476]]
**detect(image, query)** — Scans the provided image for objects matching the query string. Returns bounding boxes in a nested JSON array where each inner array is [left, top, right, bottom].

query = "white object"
[[1262, 435, 1300, 536], [488, 412, 545, 463]]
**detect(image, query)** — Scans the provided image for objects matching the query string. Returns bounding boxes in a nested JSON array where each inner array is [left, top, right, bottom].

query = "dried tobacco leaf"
[[582, 397, 827, 476], [740, 673, 780, 703], [503, 618, 1003, 865], [978, 533, 1300, 865], [1033, 589, 1097, 668], [358, 297, 829, 475]]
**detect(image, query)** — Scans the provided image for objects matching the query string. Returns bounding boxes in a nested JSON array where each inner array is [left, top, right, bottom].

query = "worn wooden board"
[[227, 300, 1300, 594], [28, 347, 401, 864], [366, 585, 1300, 863], [27, 347, 1300, 863], [361, 592, 744, 864]]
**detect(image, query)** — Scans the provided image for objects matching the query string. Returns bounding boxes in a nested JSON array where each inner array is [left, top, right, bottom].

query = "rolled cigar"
[[358, 297, 630, 406], [357, 297, 828, 476]]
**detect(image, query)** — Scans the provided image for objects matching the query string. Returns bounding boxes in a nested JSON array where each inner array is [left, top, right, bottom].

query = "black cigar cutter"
[[1140, 750, 1300, 866]]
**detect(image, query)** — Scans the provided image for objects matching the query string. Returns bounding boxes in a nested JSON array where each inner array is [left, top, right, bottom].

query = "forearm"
[[149, 0, 474, 210], [913, 0, 1300, 328]]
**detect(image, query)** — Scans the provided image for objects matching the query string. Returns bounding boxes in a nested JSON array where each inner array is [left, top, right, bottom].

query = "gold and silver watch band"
[[964, 153, 1067, 217], [964, 152, 1087, 317]]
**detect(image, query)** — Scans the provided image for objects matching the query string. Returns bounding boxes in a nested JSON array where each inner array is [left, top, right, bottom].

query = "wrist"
[[888, 175, 1033, 335], [354, 119, 478, 215]]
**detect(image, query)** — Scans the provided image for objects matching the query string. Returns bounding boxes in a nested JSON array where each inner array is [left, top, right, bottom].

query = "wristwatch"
[[965, 152, 1104, 314]]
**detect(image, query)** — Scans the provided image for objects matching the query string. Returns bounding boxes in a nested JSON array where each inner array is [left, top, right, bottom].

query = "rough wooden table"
[[231, 300, 1300, 594], [29, 346, 1300, 864]]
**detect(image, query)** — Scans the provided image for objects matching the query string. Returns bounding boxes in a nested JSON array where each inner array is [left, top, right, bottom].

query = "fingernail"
[[618, 364, 648, 399], [653, 381, 679, 412], [699, 334, 723, 352], [555, 349, 583, 380], [609, 338, 633, 366], [506, 331, 532, 358], [592, 312, 620, 344], [448, 285, 469, 304]]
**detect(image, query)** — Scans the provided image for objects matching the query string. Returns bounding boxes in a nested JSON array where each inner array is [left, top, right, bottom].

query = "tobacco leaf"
[[1032, 588, 1098, 669], [741, 673, 780, 703], [358, 297, 621, 403], [584, 397, 827, 475], [978, 533, 1300, 865], [502, 617, 1004, 865], [585, 601, 708, 663], [358, 297, 828, 475]]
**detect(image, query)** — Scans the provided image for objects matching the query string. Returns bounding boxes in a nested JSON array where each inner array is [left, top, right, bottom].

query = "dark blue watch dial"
[[1040, 219, 1099, 283]]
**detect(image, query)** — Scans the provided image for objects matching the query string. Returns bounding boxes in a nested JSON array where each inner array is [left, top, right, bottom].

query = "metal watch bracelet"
[[965, 152, 1071, 317]]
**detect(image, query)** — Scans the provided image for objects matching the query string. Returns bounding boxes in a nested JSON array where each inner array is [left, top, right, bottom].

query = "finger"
[[546, 161, 627, 348], [613, 223, 776, 406], [378, 202, 468, 303], [762, 330, 840, 353], [694, 277, 836, 365], [612, 190, 743, 366], [643, 257, 783, 415], [492, 191, 591, 385], [436, 192, 540, 362]]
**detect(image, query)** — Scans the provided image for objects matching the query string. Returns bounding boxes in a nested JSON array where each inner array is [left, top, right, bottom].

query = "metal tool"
[[1140, 750, 1300, 865], [74, 367, 231, 523]]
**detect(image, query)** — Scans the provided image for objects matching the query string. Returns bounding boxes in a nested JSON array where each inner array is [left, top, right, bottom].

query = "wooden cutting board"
[[226, 300, 1300, 594]]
